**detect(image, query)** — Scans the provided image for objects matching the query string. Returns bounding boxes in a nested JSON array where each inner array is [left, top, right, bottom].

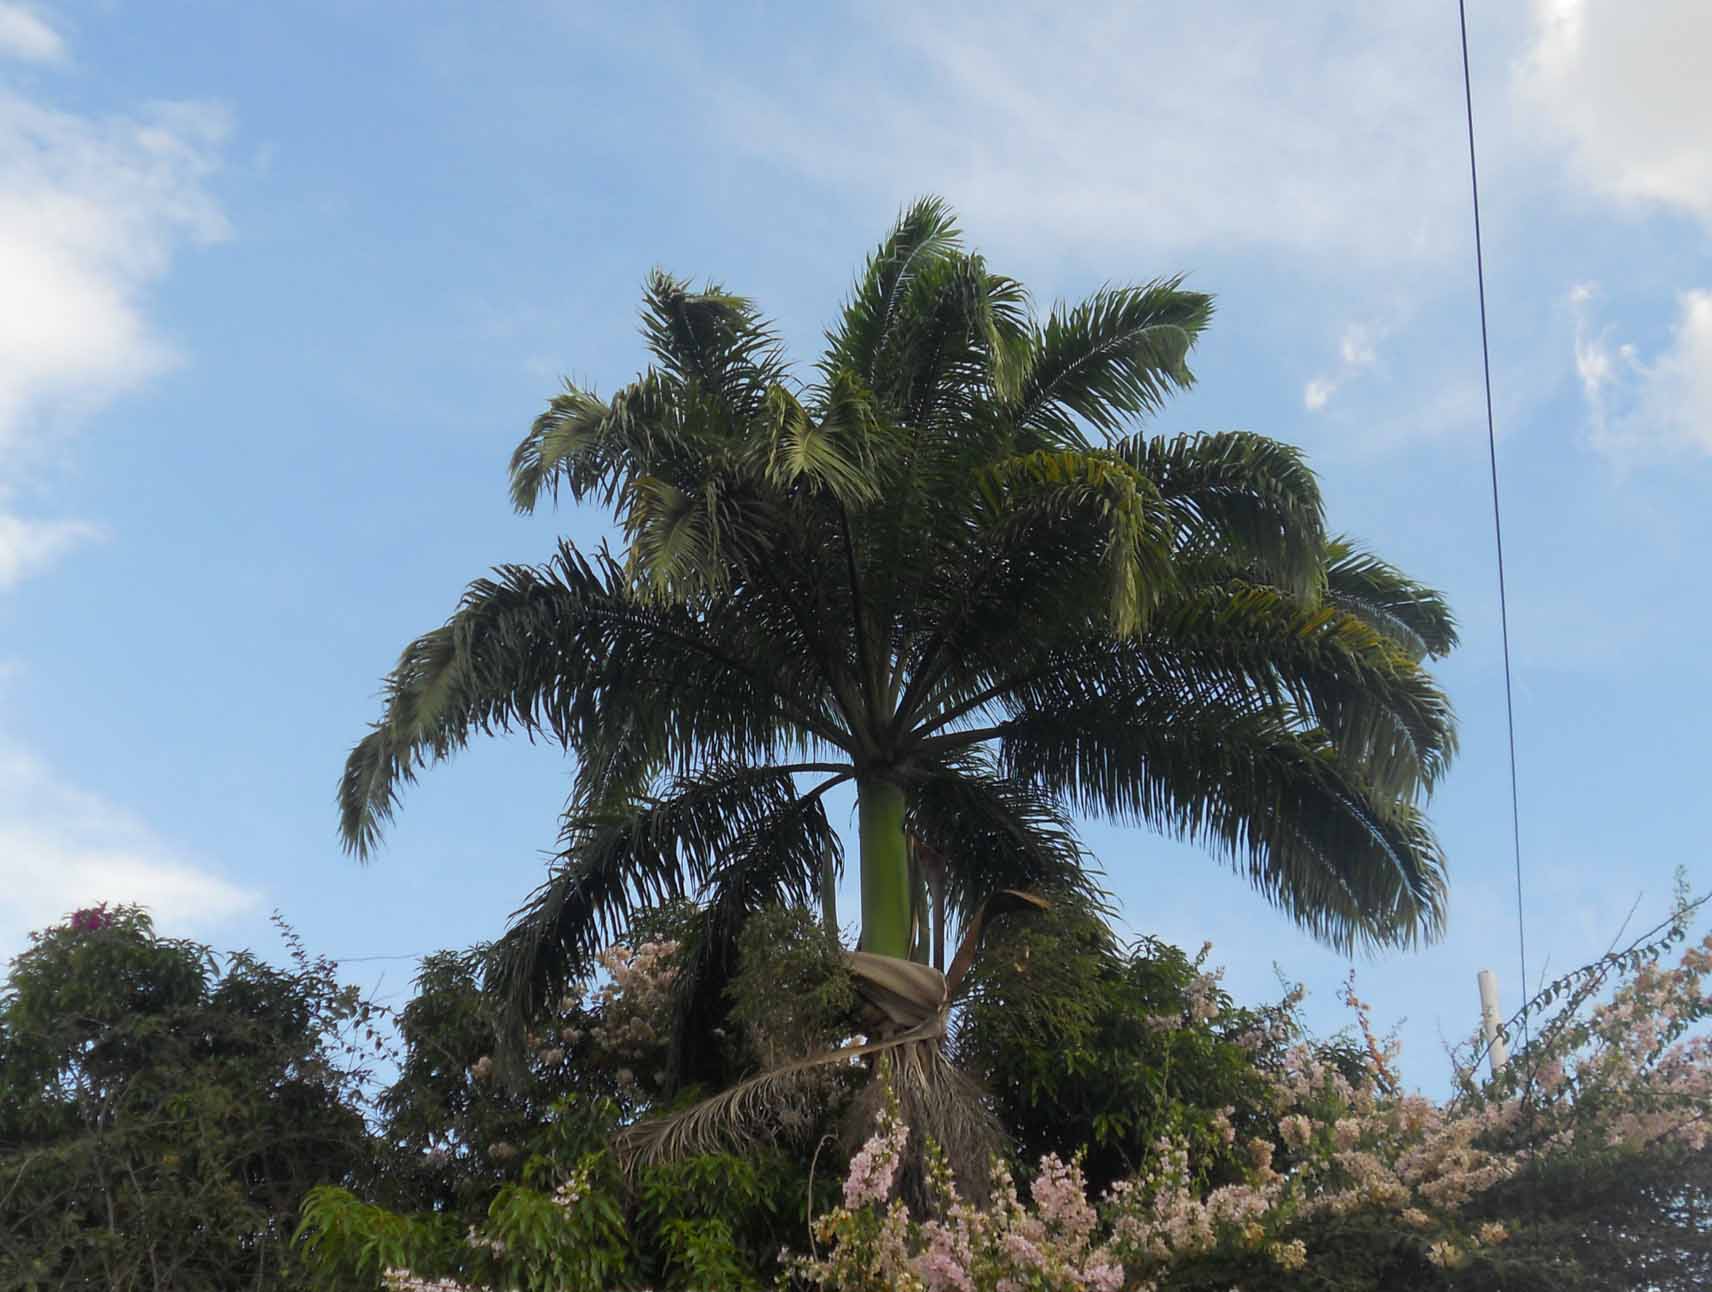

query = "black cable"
[[1458, 0, 1530, 1041]]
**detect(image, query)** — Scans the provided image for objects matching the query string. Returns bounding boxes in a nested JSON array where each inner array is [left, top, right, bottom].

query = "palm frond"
[[866, 251, 1006, 432], [1326, 536, 1459, 660], [1010, 280, 1213, 445], [1139, 582, 1459, 799], [640, 270, 786, 429], [617, 473, 776, 603], [997, 692, 1448, 952], [758, 375, 892, 507], [973, 449, 1176, 637], [892, 446, 1188, 731], [486, 764, 845, 1023], [905, 749, 1104, 924], [508, 372, 679, 514], [658, 779, 847, 1089], [1126, 430, 1326, 600], [337, 543, 845, 857], [824, 195, 962, 389], [920, 581, 1456, 808]]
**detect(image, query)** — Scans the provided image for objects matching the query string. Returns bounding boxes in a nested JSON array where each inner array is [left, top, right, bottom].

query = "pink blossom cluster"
[[587, 940, 680, 1098], [799, 926, 1712, 1290], [800, 1104, 1124, 1292], [842, 1102, 911, 1208], [1505, 928, 1712, 1154], [67, 904, 113, 933]]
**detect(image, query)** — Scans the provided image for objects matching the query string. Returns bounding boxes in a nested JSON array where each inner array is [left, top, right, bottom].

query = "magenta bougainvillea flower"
[[68, 905, 113, 933]]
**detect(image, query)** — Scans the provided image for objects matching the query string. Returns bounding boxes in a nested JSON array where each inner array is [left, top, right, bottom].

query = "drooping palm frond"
[[1126, 430, 1327, 600], [757, 376, 894, 508], [1008, 280, 1213, 445], [1325, 536, 1460, 660], [973, 449, 1177, 638], [623, 947, 1005, 1199], [1135, 583, 1458, 798], [904, 751, 1103, 925], [996, 691, 1447, 952], [337, 543, 845, 858], [485, 764, 848, 1023], [890, 447, 1181, 731], [915, 573, 1456, 809], [657, 780, 846, 1090], [508, 371, 680, 514]]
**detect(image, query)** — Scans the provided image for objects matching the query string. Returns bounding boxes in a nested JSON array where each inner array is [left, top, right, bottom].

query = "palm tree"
[[338, 198, 1457, 1029]]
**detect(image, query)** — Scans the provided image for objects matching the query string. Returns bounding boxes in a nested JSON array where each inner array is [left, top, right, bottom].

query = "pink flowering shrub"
[[798, 908, 1712, 1291]]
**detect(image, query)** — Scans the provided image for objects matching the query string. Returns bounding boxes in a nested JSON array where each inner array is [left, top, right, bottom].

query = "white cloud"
[[0, 22, 249, 964], [1571, 284, 1712, 462], [1517, 0, 1712, 223], [0, 3, 63, 63], [1303, 322, 1381, 412], [0, 92, 231, 455], [0, 509, 101, 586], [0, 745, 260, 960], [0, 76, 230, 584], [715, 2, 1468, 263]]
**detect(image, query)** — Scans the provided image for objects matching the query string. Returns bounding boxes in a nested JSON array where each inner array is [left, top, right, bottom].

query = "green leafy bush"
[[952, 904, 1282, 1195], [0, 905, 382, 1291]]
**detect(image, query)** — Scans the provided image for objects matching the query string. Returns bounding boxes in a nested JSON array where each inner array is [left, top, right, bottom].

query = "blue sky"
[[2, 0, 1708, 1089]]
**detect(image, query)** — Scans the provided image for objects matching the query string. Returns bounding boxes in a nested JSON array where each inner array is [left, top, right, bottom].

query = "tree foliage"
[[951, 905, 1283, 1196], [0, 906, 383, 1291]]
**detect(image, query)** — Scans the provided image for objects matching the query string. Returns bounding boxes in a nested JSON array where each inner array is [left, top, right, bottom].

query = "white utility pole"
[[1477, 969, 1508, 1076]]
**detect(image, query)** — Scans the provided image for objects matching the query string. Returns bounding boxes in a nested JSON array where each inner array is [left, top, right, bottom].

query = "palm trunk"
[[857, 778, 911, 958], [819, 838, 839, 939]]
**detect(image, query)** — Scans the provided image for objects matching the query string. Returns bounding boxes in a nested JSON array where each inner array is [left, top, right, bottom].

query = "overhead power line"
[[1457, 0, 1530, 1036]]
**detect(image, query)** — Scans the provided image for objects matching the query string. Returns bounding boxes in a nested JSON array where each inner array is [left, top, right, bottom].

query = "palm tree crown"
[[338, 197, 1458, 1019]]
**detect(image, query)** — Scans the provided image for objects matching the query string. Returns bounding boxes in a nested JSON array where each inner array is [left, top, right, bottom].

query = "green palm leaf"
[[997, 694, 1446, 952], [487, 763, 846, 1020], [1126, 430, 1326, 599], [1009, 280, 1213, 444], [824, 195, 963, 388], [1325, 537, 1459, 660]]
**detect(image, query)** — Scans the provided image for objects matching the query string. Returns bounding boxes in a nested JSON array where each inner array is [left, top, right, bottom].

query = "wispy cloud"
[[1304, 323, 1381, 412], [1517, 0, 1712, 225], [0, 743, 261, 961], [0, 3, 63, 64], [1571, 283, 1712, 463], [0, 509, 102, 587], [0, 66, 230, 585], [714, 2, 1467, 264]]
